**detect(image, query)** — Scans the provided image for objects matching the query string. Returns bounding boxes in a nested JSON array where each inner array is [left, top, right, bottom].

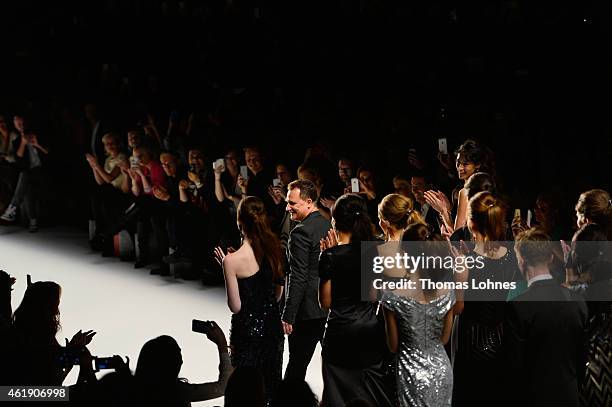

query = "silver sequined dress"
[[382, 290, 455, 407]]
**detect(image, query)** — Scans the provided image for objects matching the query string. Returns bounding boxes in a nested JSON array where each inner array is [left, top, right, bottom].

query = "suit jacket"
[[503, 279, 588, 407], [282, 210, 330, 324]]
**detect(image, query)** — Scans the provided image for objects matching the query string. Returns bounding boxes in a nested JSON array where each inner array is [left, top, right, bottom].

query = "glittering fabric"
[[230, 260, 284, 403], [382, 290, 455, 407]]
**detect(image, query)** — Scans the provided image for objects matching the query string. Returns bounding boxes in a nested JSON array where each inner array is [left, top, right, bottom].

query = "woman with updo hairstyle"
[[214, 196, 284, 403], [452, 191, 520, 407], [317, 194, 392, 407], [378, 193, 425, 242], [575, 189, 612, 240]]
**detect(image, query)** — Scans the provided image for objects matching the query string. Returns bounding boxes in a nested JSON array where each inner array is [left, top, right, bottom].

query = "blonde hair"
[[378, 193, 425, 231], [468, 191, 507, 246]]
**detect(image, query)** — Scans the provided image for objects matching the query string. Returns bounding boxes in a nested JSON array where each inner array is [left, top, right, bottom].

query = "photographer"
[[132, 321, 232, 405], [175, 147, 228, 279], [11, 281, 97, 386]]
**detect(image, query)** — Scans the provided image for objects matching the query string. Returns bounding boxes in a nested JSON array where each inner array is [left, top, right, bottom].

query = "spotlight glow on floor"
[[1, 226, 323, 406]]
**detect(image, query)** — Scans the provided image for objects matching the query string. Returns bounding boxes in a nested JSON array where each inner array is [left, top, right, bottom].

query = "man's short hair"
[[514, 229, 553, 267], [288, 179, 319, 202]]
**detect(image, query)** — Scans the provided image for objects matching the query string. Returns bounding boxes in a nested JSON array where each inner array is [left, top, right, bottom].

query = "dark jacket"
[[282, 210, 330, 324], [503, 278, 588, 407]]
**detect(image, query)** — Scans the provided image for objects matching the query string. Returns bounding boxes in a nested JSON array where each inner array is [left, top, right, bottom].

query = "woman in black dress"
[[214, 196, 285, 404], [452, 191, 519, 407], [318, 194, 393, 407]]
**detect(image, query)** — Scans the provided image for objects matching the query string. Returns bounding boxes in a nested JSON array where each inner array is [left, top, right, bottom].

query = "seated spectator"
[[224, 366, 266, 407], [175, 146, 229, 279], [86, 132, 130, 251], [504, 229, 588, 407], [237, 146, 276, 216], [11, 281, 96, 386], [268, 162, 295, 247], [0, 115, 19, 212], [0, 114, 49, 232], [125, 145, 169, 269], [132, 321, 231, 406], [217, 148, 243, 214]]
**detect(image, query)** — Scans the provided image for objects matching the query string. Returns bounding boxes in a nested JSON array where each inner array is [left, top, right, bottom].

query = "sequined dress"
[[230, 260, 284, 401], [382, 290, 455, 407]]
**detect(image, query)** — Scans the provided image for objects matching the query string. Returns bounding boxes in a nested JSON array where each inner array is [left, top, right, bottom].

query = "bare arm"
[[214, 173, 226, 203], [383, 307, 399, 353], [453, 188, 468, 231], [222, 256, 242, 313]]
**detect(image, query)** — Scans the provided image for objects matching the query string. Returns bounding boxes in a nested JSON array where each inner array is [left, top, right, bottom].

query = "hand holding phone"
[[213, 158, 225, 172], [438, 138, 448, 155], [240, 165, 249, 180], [351, 178, 360, 193], [192, 319, 213, 335]]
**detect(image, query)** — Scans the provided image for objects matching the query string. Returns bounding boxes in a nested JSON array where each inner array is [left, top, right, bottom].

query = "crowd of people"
[[1, 113, 612, 406]]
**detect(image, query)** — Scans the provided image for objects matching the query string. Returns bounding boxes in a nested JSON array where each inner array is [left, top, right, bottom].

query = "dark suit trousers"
[[285, 318, 326, 382]]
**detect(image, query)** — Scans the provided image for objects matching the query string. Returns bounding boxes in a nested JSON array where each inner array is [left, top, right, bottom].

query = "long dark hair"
[[12, 281, 62, 345], [455, 139, 496, 179], [331, 194, 374, 243], [135, 335, 182, 385], [238, 196, 284, 281]]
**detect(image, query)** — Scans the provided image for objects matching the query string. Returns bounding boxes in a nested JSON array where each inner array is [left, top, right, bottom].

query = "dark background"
[[1, 0, 610, 224]]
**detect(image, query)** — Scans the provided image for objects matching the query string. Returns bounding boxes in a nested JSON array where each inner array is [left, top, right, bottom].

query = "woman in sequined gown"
[[382, 224, 456, 407], [214, 197, 285, 403]]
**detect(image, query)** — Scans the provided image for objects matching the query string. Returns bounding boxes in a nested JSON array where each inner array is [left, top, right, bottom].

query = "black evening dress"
[[230, 259, 284, 403], [319, 244, 393, 407], [452, 249, 518, 407]]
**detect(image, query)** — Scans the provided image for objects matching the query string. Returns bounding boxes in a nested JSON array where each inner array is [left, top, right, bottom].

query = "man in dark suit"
[[503, 229, 587, 407], [282, 179, 330, 381]]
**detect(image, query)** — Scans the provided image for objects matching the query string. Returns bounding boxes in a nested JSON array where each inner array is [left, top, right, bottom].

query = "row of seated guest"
[[0, 114, 49, 232]]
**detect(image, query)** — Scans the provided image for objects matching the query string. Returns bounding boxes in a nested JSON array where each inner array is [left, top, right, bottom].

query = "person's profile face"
[[127, 132, 140, 148], [338, 160, 352, 183], [286, 188, 311, 222], [393, 179, 412, 198], [456, 154, 479, 181], [410, 177, 427, 203], [359, 170, 375, 191], [245, 150, 263, 174], [576, 211, 588, 229], [102, 137, 119, 156], [276, 165, 291, 186], [188, 150, 205, 172], [224, 152, 239, 169], [160, 154, 177, 177], [13, 116, 24, 133], [534, 198, 552, 224]]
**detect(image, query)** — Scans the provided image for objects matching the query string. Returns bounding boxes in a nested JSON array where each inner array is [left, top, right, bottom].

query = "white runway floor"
[[1, 225, 323, 406]]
